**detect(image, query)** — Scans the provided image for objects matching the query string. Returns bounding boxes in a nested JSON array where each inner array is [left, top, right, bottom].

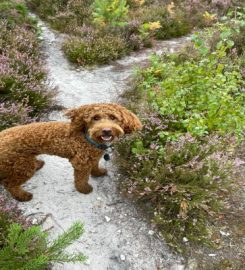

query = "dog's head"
[[65, 103, 142, 144]]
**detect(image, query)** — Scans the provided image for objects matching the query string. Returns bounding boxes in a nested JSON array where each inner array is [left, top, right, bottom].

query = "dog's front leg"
[[74, 169, 93, 194], [70, 157, 93, 194], [91, 158, 108, 177]]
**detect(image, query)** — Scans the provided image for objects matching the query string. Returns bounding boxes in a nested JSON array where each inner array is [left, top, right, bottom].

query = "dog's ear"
[[65, 105, 90, 134], [115, 104, 142, 134]]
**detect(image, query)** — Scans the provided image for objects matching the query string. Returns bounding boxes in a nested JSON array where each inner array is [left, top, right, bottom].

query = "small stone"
[[170, 265, 185, 270], [148, 230, 154, 236], [183, 237, 188, 243], [208, 254, 217, 257], [117, 230, 121, 234], [120, 254, 126, 261], [220, 230, 230, 236], [105, 216, 111, 222], [32, 218, 38, 225], [97, 197, 102, 201], [84, 259, 91, 265]]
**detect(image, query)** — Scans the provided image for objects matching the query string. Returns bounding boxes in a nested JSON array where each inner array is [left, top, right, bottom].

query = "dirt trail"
[[18, 19, 190, 270]]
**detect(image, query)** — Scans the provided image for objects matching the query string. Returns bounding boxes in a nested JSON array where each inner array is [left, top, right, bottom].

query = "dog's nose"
[[102, 128, 112, 136]]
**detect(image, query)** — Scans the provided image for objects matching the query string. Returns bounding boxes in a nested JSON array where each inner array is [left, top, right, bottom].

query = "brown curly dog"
[[0, 103, 142, 202]]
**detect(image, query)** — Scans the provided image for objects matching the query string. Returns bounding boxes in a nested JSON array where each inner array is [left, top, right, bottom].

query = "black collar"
[[85, 133, 110, 150]]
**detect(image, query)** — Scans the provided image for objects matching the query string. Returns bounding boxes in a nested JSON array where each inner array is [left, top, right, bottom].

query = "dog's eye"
[[93, 115, 100, 121], [109, 115, 116, 120]]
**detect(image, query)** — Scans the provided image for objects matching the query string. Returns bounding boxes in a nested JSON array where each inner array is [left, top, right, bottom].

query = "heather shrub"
[[105, 19, 144, 50], [0, 1, 56, 129], [0, 103, 33, 131], [63, 34, 127, 65], [129, 4, 193, 40], [67, 0, 92, 20], [28, 0, 220, 66], [47, 0, 93, 32], [26, 0, 67, 18], [48, 11, 77, 31], [116, 130, 234, 250], [0, 0, 35, 26], [0, 23, 55, 114]]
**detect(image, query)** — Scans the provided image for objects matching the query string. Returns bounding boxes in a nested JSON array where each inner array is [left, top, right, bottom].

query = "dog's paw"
[[14, 191, 33, 202], [91, 168, 108, 177], [35, 160, 45, 171], [76, 183, 93, 194]]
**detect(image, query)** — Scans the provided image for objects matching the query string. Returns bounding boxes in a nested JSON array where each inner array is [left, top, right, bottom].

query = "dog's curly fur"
[[0, 103, 142, 202]]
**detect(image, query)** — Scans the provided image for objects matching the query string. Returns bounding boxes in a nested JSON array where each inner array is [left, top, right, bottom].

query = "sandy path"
[[18, 19, 189, 270]]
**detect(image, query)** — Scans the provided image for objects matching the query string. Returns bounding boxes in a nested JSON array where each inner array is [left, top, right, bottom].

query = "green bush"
[[140, 51, 244, 138], [136, 12, 245, 139], [92, 0, 128, 27], [0, 1, 35, 26], [0, 222, 86, 270], [63, 34, 127, 65], [0, 195, 86, 269], [129, 5, 192, 40], [28, 0, 216, 66], [26, 0, 67, 18]]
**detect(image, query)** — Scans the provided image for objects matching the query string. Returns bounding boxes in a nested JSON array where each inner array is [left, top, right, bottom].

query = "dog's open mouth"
[[101, 135, 113, 142]]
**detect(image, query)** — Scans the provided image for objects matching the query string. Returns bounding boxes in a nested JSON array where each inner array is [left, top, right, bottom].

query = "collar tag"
[[104, 153, 110, 161]]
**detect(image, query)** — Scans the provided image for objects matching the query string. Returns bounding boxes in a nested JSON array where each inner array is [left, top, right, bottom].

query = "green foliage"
[[116, 5, 244, 253], [27, 0, 214, 66], [129, 4, 192, 40], [137, 14, 245, 139], [92, 0, 128, 27], [0, 0, 36, 26], [26, 0, 67, 18], [63, 34, 127, 65], [141, 53, 244, 138], [0, 222, 86, 270]]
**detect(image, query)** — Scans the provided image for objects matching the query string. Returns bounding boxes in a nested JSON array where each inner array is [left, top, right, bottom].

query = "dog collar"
[[85, 133, 112, 161], [85, 133, 110, 150]]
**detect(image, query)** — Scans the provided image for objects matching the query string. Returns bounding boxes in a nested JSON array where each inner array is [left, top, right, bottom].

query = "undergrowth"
[[0, 195, 86, 270], [26, 0, 237, 66], [0, 0, 56, 131], [116, 6, 245, 257]]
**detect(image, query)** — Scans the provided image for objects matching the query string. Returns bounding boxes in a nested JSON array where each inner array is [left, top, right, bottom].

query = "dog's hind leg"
[[3, 183, 33, 202], [3, 156, 37, 201]]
